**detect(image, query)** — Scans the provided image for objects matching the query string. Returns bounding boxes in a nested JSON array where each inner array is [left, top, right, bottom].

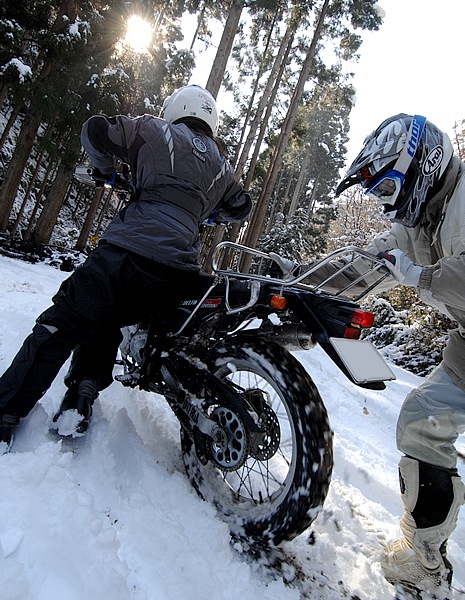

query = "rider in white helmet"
[[274, 113, 465, 597], [0, 85, 251, 444]]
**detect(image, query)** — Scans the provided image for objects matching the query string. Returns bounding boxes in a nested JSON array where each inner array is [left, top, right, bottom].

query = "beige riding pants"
[[396, 364, 465, 469]]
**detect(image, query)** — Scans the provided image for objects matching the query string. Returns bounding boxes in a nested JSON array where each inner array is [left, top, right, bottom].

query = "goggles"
[[363, 114, 426, 206]]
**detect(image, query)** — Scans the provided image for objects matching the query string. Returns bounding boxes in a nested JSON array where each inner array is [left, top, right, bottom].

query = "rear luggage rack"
[[211, 242, 390, 301]]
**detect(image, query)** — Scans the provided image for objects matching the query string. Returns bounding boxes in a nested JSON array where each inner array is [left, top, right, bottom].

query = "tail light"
[[344, 308, 375, 339], [351, 309, 375, 328]]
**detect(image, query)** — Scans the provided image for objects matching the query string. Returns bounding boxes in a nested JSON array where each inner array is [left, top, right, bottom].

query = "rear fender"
[[273, 289, 386, 390]]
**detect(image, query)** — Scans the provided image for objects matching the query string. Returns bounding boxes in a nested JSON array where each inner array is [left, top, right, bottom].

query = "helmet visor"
[[361, 115, 427, 220], [364, 169, 404, 205]]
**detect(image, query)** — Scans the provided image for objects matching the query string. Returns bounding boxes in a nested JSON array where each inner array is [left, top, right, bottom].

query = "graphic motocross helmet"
[[336, 114, 454, 227], [160, 85, 219, 136]]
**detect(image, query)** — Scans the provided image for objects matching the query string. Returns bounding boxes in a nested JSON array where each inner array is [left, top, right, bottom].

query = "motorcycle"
[[74, 165, 395, 546]]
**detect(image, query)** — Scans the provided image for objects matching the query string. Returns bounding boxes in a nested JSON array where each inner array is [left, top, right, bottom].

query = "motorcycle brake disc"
[[242, 389, 280, 461]]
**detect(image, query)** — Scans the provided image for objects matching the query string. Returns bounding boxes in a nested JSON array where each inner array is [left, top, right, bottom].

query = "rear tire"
[[181, 337, 333, 545]]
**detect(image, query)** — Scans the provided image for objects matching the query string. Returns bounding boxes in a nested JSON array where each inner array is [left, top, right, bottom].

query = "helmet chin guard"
[[336, 113, 454, 227]]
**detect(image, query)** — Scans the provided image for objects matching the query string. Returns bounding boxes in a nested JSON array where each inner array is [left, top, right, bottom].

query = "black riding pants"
[[0, 243, 208, 418]]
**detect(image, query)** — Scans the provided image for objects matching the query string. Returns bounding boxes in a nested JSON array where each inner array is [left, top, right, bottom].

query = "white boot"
[[382, 456, 465, 596]]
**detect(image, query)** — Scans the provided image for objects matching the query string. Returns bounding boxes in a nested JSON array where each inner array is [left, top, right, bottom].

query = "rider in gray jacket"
[[0, 85, 251, 446]]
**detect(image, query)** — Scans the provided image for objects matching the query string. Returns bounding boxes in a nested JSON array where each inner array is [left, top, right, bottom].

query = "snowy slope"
[[0, 255, 463, 600]]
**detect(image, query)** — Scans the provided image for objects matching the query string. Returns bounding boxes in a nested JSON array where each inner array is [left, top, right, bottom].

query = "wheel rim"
[[211, 358, 297, 518]]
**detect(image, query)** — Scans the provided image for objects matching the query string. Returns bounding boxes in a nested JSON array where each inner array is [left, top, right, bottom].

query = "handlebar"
[[73, 165, 133, 194]]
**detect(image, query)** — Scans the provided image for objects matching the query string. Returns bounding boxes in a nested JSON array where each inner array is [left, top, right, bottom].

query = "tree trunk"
[[232, 9, 278, 169], [0, 102, 23, 152], [200, 9, 282, 265], [242, 0, 331, 261], [0, 101, 44, 230], [94, 187, 113, 234], [206, 0, 244, 98], [10, 147, 46, 237], [200, 223, 227, 272], [235, 22, 295, 179], [23, 161, 56, 240], [243, 40, 291, 190], [307, 175, 320, 215], [265, 167, 287, 234], [0, 84, 9, 110], [207, 21, 294, 261], [287, 152, 312, 220], [32, 151, 78, 245], [75, 187, 105, 251], [190, 4, 206, 50], [0, 0, 78, 231]]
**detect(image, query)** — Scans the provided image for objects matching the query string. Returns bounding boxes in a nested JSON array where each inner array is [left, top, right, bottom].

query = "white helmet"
[[160, 85, 219, 136]]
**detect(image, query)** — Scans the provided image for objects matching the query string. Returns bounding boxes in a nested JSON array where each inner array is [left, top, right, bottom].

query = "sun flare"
[[124, 15, 152, 53]]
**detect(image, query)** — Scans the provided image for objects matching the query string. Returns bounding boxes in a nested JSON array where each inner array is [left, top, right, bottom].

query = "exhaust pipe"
[[268, 324, 316, 351]]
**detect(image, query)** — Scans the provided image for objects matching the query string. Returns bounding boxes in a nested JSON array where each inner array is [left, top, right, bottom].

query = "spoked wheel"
[[180, 337, 333, 545]]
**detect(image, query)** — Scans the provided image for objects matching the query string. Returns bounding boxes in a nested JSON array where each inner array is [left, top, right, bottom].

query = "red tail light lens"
[[351, 309, 375, 328], [344, 326, 361, 339], [343, 309, 375, 339]]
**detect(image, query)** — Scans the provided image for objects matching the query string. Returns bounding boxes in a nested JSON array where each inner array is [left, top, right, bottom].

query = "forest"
[[1, 0, 465, 375], [0, 0, 384, 255]]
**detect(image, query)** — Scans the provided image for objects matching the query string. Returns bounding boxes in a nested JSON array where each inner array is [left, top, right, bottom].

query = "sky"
[[0, 254, 463, 599], [343, 0, 465, 165], [185, 0, 465, 171]]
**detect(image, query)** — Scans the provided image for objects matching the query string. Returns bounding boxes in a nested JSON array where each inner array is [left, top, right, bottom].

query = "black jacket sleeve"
[[81, 115, 132, 175], [215, 190, 252, 223]]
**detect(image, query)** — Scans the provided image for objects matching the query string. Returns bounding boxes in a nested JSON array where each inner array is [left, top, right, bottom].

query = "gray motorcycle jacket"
[[81, 114, 252, 271]]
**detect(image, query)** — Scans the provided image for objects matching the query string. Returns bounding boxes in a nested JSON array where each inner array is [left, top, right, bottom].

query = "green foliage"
[[452, 119, 465, 160], [326, 188, 390, 251], [327, 0, 383, 32], [362, 289, 452, 377], [257, 208, 326, 262], [0, 1, 53, 69]]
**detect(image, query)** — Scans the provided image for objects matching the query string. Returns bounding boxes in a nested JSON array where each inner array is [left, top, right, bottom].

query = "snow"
[[0, 255, 464, 600], [1, 58, 32, 82]]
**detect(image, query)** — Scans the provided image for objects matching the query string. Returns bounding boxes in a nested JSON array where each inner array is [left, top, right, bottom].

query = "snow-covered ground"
[[0, 255, 463, 600]]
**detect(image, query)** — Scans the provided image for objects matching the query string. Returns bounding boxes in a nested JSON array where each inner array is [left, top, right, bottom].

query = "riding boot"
[[52, 378, 98, 436], [0, 414, 20, 452], [382, 456, 465, 597]]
